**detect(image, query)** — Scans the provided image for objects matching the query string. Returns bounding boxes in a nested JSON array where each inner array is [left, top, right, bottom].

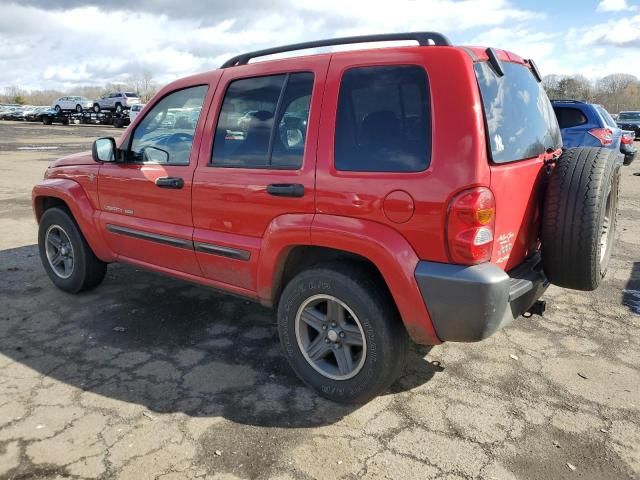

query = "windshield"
[[475, 61, 561, 163], [619, 112, 640, 121], [125, 93, 138, 97]]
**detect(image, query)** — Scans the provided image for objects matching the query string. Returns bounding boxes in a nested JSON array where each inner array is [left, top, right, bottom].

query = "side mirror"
[[92, 137, 116, 162], [142, 146, 170, 163]]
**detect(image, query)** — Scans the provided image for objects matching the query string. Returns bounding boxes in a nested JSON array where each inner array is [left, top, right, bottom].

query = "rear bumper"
[[415, 253, 548, 342]]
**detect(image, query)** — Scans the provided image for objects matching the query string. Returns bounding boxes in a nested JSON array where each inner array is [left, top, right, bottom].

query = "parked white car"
[[93, 92, 140, 113], [128, 103, 146, 122], [52, 96, 93, 113]]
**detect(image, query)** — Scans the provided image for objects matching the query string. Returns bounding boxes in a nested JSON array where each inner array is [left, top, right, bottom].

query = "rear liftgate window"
[[475, 61, 561, 163], [335, 65, 431, 172]]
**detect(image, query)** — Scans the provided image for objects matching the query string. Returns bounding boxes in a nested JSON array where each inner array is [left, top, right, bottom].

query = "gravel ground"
[[0, 120, 639, 480]]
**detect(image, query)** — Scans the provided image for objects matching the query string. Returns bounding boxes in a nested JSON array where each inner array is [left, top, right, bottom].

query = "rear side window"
[[475, 62, 561, 163], [335, 65, 430, 172], [212, 73, 314, 169], [596, 105, 617, 128], [553, 107, 588, 128]]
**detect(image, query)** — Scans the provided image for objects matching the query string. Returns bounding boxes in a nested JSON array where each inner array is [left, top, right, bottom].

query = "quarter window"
[[130, 85, 207, 165], [212, 72, 314, 169], [334, 65, 431, 172], [553, 107, 588, 129]]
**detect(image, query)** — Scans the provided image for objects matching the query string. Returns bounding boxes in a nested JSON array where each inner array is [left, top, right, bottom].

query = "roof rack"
[[221, 32, 452, 68], [550, 99, 586, 104]]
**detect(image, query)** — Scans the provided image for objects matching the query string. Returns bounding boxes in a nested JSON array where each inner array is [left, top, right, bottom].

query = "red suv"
[[32, 32, 620, 403]]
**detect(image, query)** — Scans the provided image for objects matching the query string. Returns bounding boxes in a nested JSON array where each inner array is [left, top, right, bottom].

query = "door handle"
[[266, 183, 304, 197], [155, 177, 184, 189]]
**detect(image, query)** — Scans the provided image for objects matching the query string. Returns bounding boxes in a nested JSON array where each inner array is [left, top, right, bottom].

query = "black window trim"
[[208, 71, 313, 171], [124, 84, 208, 166], [333, 63, 432, 174]]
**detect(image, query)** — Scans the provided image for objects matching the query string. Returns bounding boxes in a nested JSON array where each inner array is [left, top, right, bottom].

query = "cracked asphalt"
[[0, 121, 639, 480]]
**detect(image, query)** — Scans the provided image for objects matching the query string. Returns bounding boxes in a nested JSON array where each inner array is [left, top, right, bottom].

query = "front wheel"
[[93, 103, 100, 113], [277, 262, 409, 403], [115, 103, 123, 113], [75, 104, 83, 113], [38, 208, 107, 293], [54, 105, 61, 113]]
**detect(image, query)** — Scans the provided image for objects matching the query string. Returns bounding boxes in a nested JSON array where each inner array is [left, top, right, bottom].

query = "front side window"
[[130, 85, 207, 165], [475, 61, 561, 163], [212, 72, 314, 169], [334, 65, 431, 172]]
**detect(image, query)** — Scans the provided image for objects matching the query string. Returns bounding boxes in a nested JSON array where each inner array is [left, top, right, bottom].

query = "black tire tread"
[[277, 261, 409, 404], [38, 207, 107, 293], [542, 147, 619, 290]]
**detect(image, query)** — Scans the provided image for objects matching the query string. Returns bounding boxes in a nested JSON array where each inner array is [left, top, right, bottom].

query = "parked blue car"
[[551, 100, 622, 153]]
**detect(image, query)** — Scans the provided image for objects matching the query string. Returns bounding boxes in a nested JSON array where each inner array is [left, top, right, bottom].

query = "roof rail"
[[550, 99, 586, 104], [221, 32, 452, 68]]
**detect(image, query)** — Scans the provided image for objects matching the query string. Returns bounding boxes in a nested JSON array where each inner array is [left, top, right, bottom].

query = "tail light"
[[621, 134, 633, 145], [446, 187, 495, 265], [588, 128, 613, 146]]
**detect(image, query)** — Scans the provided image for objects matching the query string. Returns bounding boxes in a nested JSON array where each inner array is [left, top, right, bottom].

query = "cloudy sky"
[[0, 0, 638, 91]]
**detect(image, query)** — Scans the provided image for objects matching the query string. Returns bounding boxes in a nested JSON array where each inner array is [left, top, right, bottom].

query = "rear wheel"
[[38, 208, 107, 293], [115, 103, 123, 113], [93, 104, 100, 113], [75, 104, 83, 113], [277, 262, 409, 403], [54, 105, 61, 113], [542, 147, 620, 290]]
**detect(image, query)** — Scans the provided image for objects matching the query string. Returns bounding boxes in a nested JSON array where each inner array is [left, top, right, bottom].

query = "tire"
[[115, 103, 123, 113], [42, 116, 52, 125], [623, 153, 635, 166], [277, 262, 409, 403], [542, 147, 621, 290], [54, 105, 61, 113], [38, 207, 107, 293], [75, 104, 83, 113], [93, 104, 100, 113]]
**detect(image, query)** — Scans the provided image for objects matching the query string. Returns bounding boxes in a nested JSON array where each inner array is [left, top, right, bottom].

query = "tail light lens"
[[621, 134, 633, 145], [446, 187, 495, 265], [588, 128, 613, 146]]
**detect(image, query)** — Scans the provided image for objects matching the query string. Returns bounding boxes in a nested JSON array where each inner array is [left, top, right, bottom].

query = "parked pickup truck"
[[32, 32, 621, 403]]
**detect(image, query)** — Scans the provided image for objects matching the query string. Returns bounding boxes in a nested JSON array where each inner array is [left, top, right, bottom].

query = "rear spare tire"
[[542, 147, 620, 290]]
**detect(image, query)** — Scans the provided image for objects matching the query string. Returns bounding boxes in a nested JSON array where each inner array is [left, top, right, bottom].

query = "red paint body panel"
[[316, 48, 490, 264], [32, 43, 550, 345], [32, 177, 115, 262], [310, 214, 440, 345]]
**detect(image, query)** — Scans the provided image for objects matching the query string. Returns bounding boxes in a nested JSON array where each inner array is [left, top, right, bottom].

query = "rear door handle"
[[155, 177, 184, 189], [266, 183, 304, 197]]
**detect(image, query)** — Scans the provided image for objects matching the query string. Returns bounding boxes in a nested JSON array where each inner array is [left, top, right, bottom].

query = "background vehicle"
[[552, 100, 622, 152], [128, 103, 146, 122], [621, 130, 637, 165], [52, 96, 93, 113], [24, 106, 51, 122], [616, 111, 640, 138], [93, 92, 140, 113], [32, 33, 620, 404]]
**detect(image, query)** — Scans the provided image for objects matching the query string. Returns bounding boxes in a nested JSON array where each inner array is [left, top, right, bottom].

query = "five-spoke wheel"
[[296, 294, 366, 380]]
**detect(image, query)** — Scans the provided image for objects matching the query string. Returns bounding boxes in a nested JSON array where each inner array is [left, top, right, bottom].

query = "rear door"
[[97, 84, 214, 275], [191, 57, 329, 293], [475, 60, 562, 270]]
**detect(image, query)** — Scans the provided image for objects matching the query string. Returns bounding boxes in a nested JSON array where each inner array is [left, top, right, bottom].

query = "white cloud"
[[0, 0, 542, 90], [596, 0, 633, 12]]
